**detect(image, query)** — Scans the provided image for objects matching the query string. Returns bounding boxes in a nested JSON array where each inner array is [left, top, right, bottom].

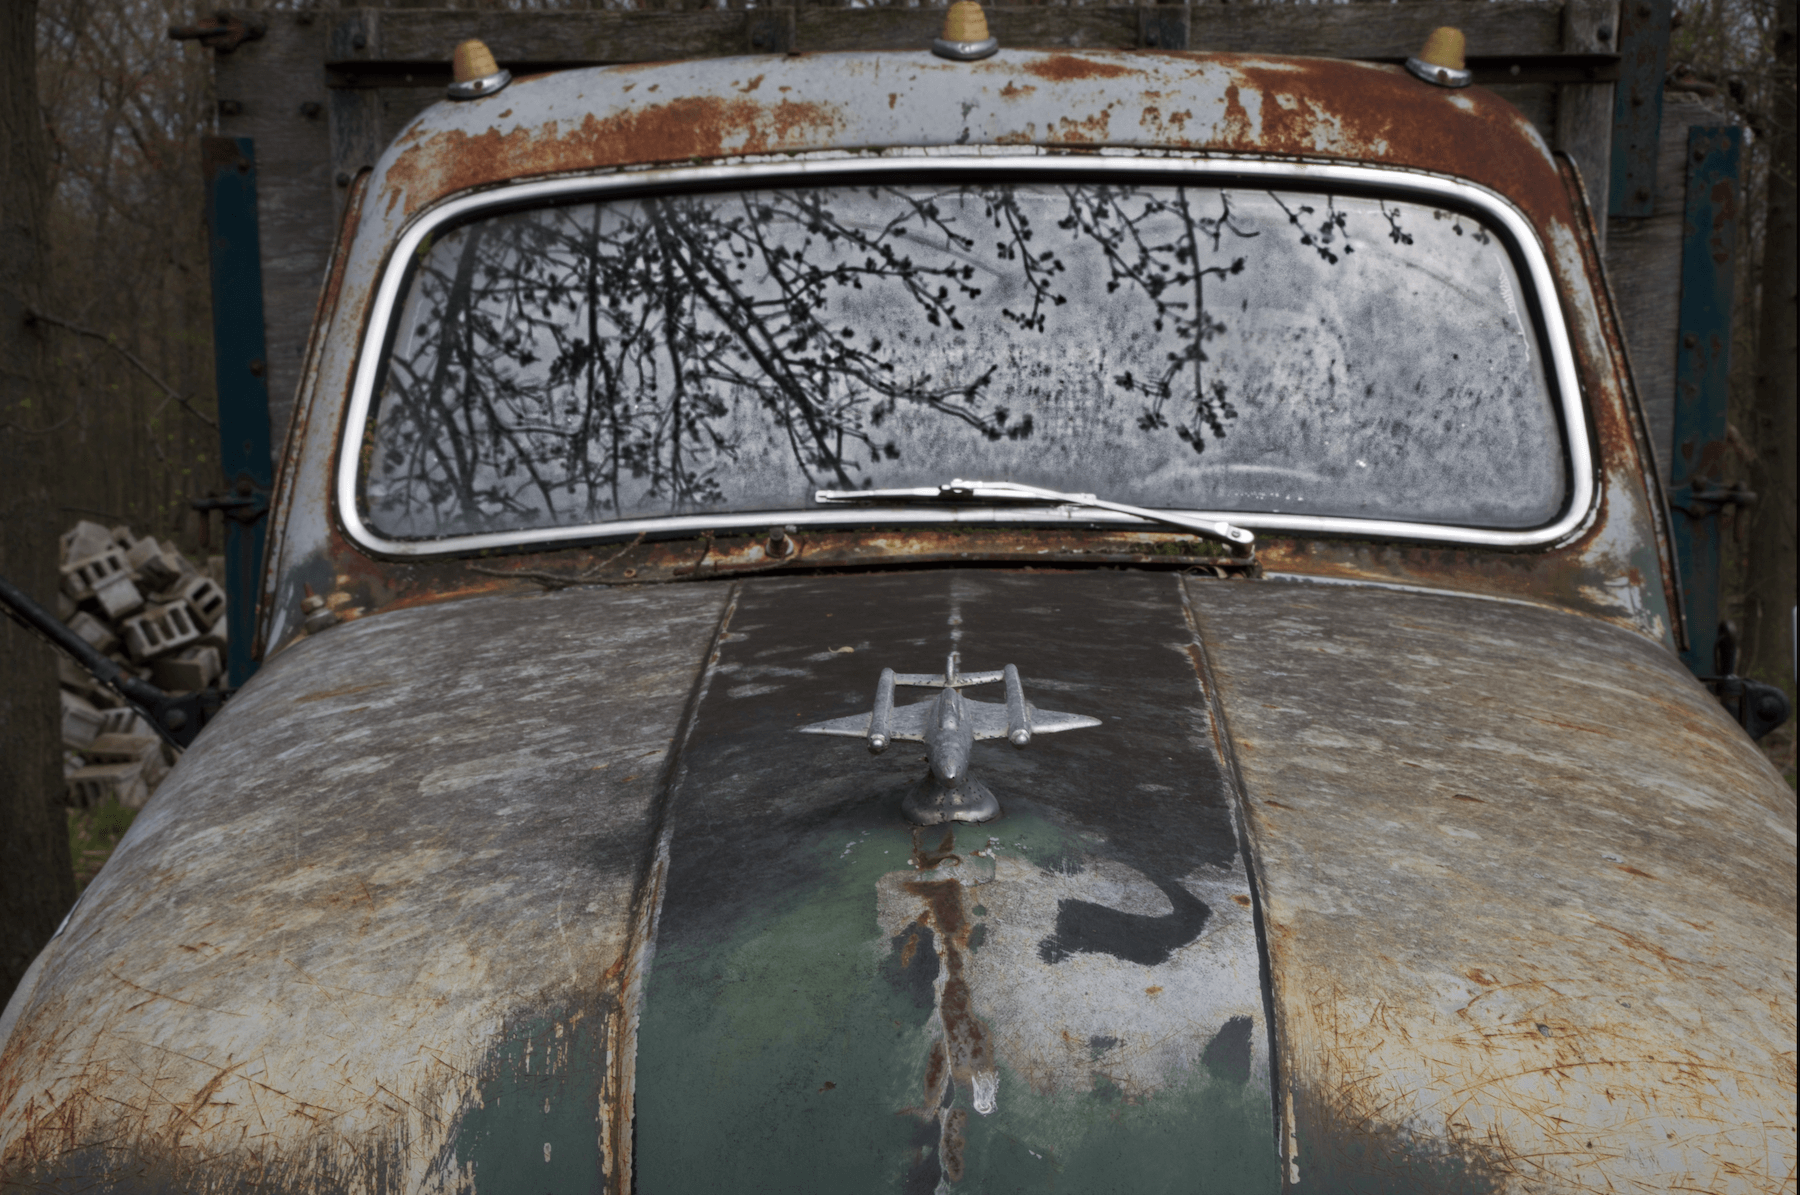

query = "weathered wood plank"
[[1555, 0, 1619, 238], [798, 6, 1139, 52], [1185, 1, 1564, 58], [331, 2, 1568, 65], [213, 10, 336, 449], [344, 8, 753, 65], [1603, 92, 1727, 479]]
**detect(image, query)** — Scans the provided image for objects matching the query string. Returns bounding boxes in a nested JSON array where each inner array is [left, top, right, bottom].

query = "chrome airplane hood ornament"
[[800, 652, 1100, 824]]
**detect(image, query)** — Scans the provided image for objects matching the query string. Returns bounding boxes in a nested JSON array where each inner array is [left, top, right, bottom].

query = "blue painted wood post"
[[201, 136, 275, 688], [1609, 0, 1673, 217], [1669, 125, 1743, 675]]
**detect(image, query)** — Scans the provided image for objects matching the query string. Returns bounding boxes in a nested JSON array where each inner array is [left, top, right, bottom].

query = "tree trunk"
[[1, 0, 76, 1009], [1743, 0, 1798, 689]]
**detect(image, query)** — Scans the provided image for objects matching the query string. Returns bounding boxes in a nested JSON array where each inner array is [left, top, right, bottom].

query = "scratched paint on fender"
[[632, 571, 1279, 1191], [1190, 578, 1796, 1194]]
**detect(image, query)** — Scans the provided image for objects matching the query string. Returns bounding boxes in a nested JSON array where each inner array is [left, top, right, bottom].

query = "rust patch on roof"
[[1051, 106, 1113, 143], [385, 97, 844, 216], [1230, 61, 1566, 224], [1020, 54, 1140, 83]]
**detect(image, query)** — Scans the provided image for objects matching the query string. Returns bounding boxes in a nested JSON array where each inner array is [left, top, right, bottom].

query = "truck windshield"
[[363, 180, 1565, 540]]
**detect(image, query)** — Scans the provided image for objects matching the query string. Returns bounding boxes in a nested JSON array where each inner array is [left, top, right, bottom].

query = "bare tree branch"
[[24, 308, 217, 429]]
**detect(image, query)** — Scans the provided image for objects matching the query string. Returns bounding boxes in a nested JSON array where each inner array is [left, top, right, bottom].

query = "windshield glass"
[[363, 179, 1565, 540]]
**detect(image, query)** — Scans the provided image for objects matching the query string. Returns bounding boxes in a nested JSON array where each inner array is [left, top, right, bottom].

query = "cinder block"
[[66, 610, 119, 654], [125, 537, 181, 590], [110, 525, 134, 549], [60, 520, 114, 566], [86, 731, 160, 766], [85, 731, 168, 787], [164, 542, 199, 578], [61, 547, 129, 601], [90, 570, 146, 621], [57, 591, 76, 620], [59, 655, 101, 699], [61, 690, 104, 748], [197, 620, 228, 654], [62, 547, 146, 619], [99, 707, 154, 738], [66, 761, 149, 811], [151, 645, 220, 692], [158, 573, 226, 629], [121, 602, 200, 661]]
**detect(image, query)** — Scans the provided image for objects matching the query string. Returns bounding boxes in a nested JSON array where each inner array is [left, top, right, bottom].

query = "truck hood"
[[2, 572, 1791, 1194]]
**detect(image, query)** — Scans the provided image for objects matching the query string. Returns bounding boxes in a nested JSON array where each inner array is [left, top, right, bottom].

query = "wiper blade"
[[814, 479, 1255, 556]]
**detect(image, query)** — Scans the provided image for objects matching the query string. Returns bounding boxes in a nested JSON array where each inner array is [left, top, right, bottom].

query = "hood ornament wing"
[[800, 652, 1100, 825]]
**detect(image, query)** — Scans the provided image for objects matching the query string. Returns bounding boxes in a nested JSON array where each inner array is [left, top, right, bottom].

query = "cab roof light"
[[932, 1, 999, 61], [1406, 27, 1473, 88], [448, 39, 511, 101]]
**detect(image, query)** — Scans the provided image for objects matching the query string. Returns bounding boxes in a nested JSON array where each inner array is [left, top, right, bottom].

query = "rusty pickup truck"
[[2, 11, 1793, 1193]]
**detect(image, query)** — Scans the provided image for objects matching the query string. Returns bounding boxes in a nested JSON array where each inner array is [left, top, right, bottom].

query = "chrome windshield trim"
[[336, 152, 1594, 558]]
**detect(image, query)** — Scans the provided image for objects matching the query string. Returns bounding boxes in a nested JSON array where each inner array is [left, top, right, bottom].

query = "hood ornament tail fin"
[[800, 652, 1100, 824]]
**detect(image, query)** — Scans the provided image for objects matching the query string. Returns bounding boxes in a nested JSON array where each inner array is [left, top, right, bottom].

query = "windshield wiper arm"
[[814, 479, 1255, 557]]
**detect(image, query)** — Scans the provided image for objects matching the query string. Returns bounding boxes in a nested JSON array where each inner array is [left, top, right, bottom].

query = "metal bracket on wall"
[[1607, 0, 1673, 216], [201, 136, 277, 690], [169, 10, 266, 52], [1667, 125, 1743, 678]]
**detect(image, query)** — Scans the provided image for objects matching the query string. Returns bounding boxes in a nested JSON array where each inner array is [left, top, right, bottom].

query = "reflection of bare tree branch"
[[370, 182, 1384, 532], [652, 200, 855, 488], [1060, 187, 1253, 452]]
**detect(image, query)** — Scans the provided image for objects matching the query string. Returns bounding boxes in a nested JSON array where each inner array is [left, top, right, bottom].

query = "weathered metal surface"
[[1190, 577, 1796, 1193], [201, 135, 276, 688], [256, 46, 1677, 665], [1607, 0, 1673, 217], [633, 571, 1278, 1191], [255, 167, 367, 665], [7, 566, 1790, 1190], [1669, 125, 1743, 674], [263, 527, 1253, 647], [1560, 152, 1690, 652], [0, 584, 727, 1191], [370, 52, 1571, 226]]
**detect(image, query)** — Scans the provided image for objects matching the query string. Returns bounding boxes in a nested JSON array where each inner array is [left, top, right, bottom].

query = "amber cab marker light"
[[932, 1, 1000, 61], [1405, 26, 1472, 88], [447, 39, 512, 100]]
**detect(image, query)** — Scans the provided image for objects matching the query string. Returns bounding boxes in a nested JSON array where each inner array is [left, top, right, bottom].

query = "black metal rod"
[[0, 571, 204, 748]]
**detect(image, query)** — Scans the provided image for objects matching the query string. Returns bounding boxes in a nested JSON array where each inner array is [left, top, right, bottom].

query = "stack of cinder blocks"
[[57, 520, 227, 810]]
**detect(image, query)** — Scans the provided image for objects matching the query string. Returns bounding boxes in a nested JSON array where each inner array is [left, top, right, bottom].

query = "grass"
[[67, 799, 138, 892]]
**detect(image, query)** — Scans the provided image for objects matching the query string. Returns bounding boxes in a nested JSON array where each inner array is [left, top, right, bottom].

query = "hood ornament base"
[[800, 653, 1100, 825]]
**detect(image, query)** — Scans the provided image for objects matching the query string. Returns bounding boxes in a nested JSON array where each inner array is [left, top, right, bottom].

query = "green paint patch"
[[981, 809, 1089, 876], [453, 1008, 608, 1194], [635, 811, 1280, 1192], [635, 816, 930, 1192], [957, 1062, 1280, 1194]]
